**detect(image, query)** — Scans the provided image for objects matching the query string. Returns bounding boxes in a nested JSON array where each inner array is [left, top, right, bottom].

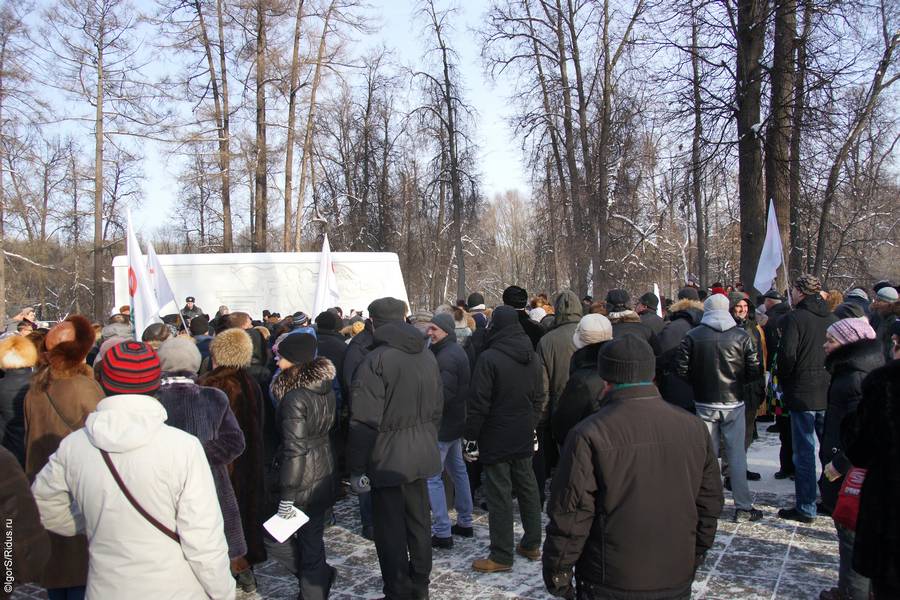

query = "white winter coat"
[[31, 394, 236, 600]]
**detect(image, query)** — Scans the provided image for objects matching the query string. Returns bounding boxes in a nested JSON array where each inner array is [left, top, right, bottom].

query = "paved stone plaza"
[[13, 430, 841, 599]]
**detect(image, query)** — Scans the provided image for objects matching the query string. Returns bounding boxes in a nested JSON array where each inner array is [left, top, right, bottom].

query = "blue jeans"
[[790, 409, 825, 517], [426, 439, 473, 537]]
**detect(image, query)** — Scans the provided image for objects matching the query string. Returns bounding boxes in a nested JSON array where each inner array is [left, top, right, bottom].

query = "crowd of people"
[[0, 275, 898, 600]]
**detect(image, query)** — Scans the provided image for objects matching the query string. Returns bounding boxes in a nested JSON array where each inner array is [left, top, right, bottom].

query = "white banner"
[[126, 211, 162, 338], [312, 235, 341, 317], [753, 199, 785, 294]]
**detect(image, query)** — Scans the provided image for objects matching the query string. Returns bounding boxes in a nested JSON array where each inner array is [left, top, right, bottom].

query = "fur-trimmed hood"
[[669, 299, 704, 315], [210, 328, 253, 368], [272, 357, 336, 401], [0, 335, 39, 369], [607, 309, 642, 324]]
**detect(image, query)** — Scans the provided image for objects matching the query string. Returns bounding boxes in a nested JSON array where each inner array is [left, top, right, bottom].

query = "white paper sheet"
[[263, 509, 310, 543]]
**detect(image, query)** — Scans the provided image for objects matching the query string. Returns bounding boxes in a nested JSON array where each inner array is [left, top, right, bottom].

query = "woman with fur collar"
[[269, 332, 337, 600], [23, 314, 105, 599], [199, 328, 268, 592], [0, 335, 39, 466]]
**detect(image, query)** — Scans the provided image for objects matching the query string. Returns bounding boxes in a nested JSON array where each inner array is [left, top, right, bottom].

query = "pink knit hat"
[[826, 318, 876, 346]]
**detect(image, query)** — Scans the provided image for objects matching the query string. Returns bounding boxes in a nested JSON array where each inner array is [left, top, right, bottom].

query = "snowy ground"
[[13, 428, 839, 599]]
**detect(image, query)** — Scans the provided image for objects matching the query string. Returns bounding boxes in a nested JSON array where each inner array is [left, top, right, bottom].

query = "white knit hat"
[[572, 314, 613, 349], [529, 307, 547, 323]]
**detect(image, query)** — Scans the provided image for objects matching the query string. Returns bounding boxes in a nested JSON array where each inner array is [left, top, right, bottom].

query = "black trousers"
[[372, 479, 432, 600], [264, 509, 333, 600], [777, 413, 795, 474]]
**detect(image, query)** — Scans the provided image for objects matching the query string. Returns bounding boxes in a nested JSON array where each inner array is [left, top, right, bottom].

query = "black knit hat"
[[677, 286, 700, 301], [278, 332, 317, 365], [315, 310, 341, 332], [367, 297, 407, 326], [467, 292, 485, 308], [502, 286, 528, 309], [638, 292, 659, 310], [597, 335, 655, 384], [605, 289, 631, 312], [101, 341, 162, 395], [189, 315, 210, 336], [490, 305, 520, 330]]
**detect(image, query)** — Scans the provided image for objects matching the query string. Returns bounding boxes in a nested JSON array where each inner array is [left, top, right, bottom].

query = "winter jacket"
[[655, 299, 704, 413], [519, 309, 546, 349], [0, 367, 31, 466], [776, 295, 838, 412], [551, 343, 608, 446], [543, 384, 723, 598], [609, 310, 662, 355], [31, 394, 235, 600], [271, 357, 337, 512], [315, 329, 348, 405], [194, 334, 213, 363], [24, 362, 103, 589], [198, 366, 268, 565], [843, 360, 900, 583], [817, 339, 883, 511], [762, 300, 791, 366], [676, 311, 761, 408], [156, 376, 247, 560], [734, 315, 767, 412], [348, 321, 443, 487], [874, 311, 898, 363], [431, 333, 471, 442], [181, 304, 204, 322], [466, 322, 545, 464], [639, 310, 666, 337], [342, 326, 374, 400], [0, 446, 49, 598], [536, 291, 583, 426]]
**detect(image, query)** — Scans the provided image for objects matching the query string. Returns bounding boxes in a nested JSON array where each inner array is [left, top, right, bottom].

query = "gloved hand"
[[543, 567, 574, 599], [278, 499, 297, 519], [349, 473, 371, 495], [463, 440, 479, 462]]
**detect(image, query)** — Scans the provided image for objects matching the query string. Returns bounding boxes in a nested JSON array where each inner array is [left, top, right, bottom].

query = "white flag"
[[753, 199, 785, 294], [146, 242, 178, 315], [653, 283, 663, 317], [126, 211, 162, 338], [312, 235, 341, 317]]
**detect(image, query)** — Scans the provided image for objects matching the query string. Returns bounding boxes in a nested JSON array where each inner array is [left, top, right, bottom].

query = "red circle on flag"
[[128, 267, 137, 296]]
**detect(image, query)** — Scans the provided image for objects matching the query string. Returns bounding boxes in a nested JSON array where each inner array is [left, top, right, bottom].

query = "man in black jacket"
[[466, 306, 544, 573], [677, 293, 763, 522], [636, 291, 666, 336], [425, 313, 473, 549], [655, 290, 704, 413], [543, 336, 723, 599], [348, 298, 443, 600], [760, 289, 795, 479], [777, 274, 838, 523]]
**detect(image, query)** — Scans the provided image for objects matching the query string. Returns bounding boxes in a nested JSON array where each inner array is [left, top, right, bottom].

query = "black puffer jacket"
[[762, 300, 791, 365], [551, 343, 608, 446], [843, 360, 900, 582], [348, 321, 442, 487], [0, 368, 31, 466], [431, 332, 471, 442], [342, 325, 373, 398], [776, 295, 838, 411], [543, 384, 723, 599], [272, 357, 337, 511], [315, 329, 349, 404], [676, 312, 761, 407], [818, 339, 883, 511], [656, 299, 704, 413], [466, 321, 545, 464]]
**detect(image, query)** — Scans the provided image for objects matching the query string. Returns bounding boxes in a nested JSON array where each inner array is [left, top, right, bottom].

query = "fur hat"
[[279, 332, 317, 365], [315, 310, 343, 332], [210, 328, 253, 368], [156, 337, 202, 374], [794, 274, 822, 296], [0, 335, 39, 369], [677, 286, 700, 301], [502, 286, 528, 309], [605, 289, 631, 312], [45, 315, 95, 373], [638, 292, 659, 310]]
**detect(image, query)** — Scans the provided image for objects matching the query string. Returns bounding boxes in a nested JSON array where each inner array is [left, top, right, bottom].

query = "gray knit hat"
[[156, 337, 202, 374], [431, 313, 455, 336]]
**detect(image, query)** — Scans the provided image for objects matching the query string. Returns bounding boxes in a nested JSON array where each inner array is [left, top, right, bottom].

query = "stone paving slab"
[[12, 430, 840, 599]]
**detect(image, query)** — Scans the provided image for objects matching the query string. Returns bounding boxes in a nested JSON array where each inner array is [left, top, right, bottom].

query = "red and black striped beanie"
[[101, 341, 161, 395]]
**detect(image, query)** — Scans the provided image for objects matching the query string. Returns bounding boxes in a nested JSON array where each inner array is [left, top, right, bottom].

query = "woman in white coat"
[[31, 341, 235, 600]]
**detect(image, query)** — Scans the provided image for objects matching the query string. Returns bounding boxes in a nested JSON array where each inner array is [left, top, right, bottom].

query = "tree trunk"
[[788, 0, 810, 281], [735, 0, 767, 295], [283, 0, 305, 251], [690, 7, 708, 289], [216, 0, 232, 251], [253, 0, 267, 252], [765, 0, 795, 282], [94, 39, 105, 320]]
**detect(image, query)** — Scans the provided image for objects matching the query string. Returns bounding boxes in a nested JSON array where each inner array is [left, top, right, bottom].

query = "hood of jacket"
[[486, 322, 534, 365], [569, 342, 605, 374], [668, 299, 704, 326], [700, 309, 737, 332], [798, 294, 831, 318], [825, 338, 885, 376], [85, 394, 168, 453], [372, 321, 427, 354], [552, 290, 583, 328], [608, 309, 642, 324], [272, 356, 336, 400]]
